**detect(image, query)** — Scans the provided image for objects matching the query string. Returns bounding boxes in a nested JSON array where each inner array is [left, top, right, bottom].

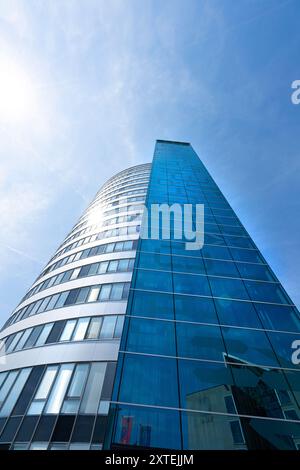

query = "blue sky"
[[0, 0, 299, 325]]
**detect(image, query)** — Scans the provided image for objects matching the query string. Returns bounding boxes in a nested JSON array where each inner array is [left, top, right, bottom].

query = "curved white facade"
[[0, 163, 151, 450]]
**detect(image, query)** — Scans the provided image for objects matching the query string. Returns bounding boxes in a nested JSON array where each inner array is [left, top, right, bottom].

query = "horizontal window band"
[[123, 314, 300, 336], [110, 400, 300, 424], [130, 288, 296, 308], [118, 350, 300, 373], [135, 266, 278, 285]]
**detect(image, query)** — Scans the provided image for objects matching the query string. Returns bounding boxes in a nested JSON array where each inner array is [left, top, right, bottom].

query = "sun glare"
[[0, 57, 37, 124]]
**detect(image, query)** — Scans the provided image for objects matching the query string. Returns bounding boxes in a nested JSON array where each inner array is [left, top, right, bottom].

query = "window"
[[175, 295, 217, 323], [44, 364, 74, 414], [173, 273, 211, 296], [60, 320, 77, 342], [23, 325, 43, 349], [64, 289, 80, 305], [0, 368, 32, 417], [80, 363, 106, 414], [204, 259, 239, 278], [223, 326, 279, 367], [61, 364, 89, 414], [14, 329, 33, 351], [6, 331, 23, 353], [108, 260, 118, 272], [131, 291, 174, 320], [119, 353, 179, 408], [214, 298, 261, 329], [72, 318, 90, 341], [114, 316, 124, 338], [244, 281, 290, 304], [126, 318, 176, 356], [100, 316, 117, 339], [177, 323, 225, 361], [86, 317, 103, 339], [135, 269, 172, 292], [45, 293, 60, 311], [75, 286, 90, 304], [112, 404, 180, 450], [35, 323, 54, 346], [99, 284, 111, 301], [0, 371, 18, 408], [27, 366, 58, 415], [237, 263, 275, 282], [88, 286, 100, 302], [179, 359, 234, 413], [98, 262, 108, 274], [110, 284, 123, 300], [55, 291, 69, 308], [209, 277, 249, 300], [255, 304, 300, 332], [230, 248, 263, 263]]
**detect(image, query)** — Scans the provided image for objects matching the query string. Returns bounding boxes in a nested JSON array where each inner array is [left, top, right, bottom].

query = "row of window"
[[41, 239, 137, 279], [1, 314, 124, 356], [89, 182, 149, 212], [137, 251, 274, 281], [49, 225, 139, 267], [121, 317, 300, 370], [87, 186, 148, 217], [129, 290, 300, 333], [99, 166, 150, 189], [4, 282, 130, 329], [134, 268, 290, 305], [110, 402, 300, 449], [100, 166, 150, 189], [72, 194, 145, 244], [70, 201, 144, 242], [51, 219, 258, 275], [0, 361, 115, 421], [23, 258, 134, 303], [98, 176, 149, 200], [140, 239, 264, 263]]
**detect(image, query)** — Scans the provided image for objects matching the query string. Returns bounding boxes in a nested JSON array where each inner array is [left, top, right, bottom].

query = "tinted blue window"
[[118, 353, 179, 407], [172, 255, 205, 274], [181, 411, 245, 450], [222, 326, 279, 367], [204, 259, 239, 278], [237, 263, 275, 281], [176, 323, 225, 361], [171, 241, 202, 257], [244, 281, 290, 304], [229, 248, 263, 263], [209, 277, 249, 300], [267, 331, 300, 369], [111, 404, 181, 449], [173, 273, 210, 296], [137, 252, 171, 271], [179, 359, 234, 412], [140, 239, 171, 254], [126, 318, 176, 355], [130, 291, 174, 320], [224, 235, 254, 249], [230, 363, 296, 419], [255, 304, 300, 332], [175, 295, 217, 323], [134, 269, 172, 292], [201, 245, 232, 261], [214, 298, 261, 328], [204, 233, 225, 246]]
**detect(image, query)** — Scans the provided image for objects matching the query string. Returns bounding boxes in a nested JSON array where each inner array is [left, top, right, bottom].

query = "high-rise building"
[[0, 140, 300, 450]]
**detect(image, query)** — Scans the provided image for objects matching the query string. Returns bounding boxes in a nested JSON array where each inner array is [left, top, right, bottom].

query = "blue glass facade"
[[106, 140, 300, 450]]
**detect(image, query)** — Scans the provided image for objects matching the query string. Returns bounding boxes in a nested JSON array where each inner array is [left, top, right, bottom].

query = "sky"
[[0, 0, 299, 325]]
